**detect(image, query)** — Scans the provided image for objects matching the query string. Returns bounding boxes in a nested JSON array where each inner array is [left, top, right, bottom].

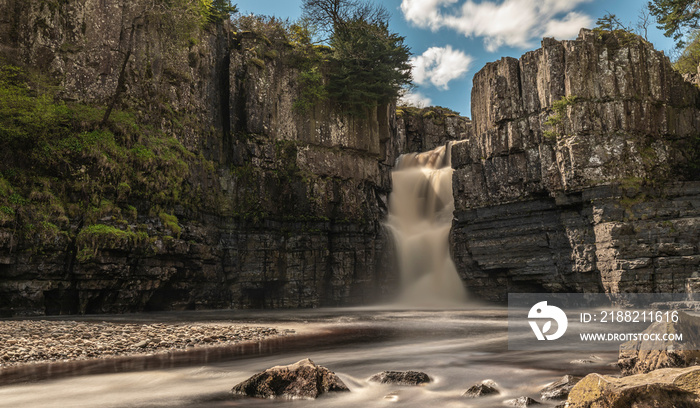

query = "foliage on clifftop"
[[235, 0, 411, 118], [0, 60, 214, 253]]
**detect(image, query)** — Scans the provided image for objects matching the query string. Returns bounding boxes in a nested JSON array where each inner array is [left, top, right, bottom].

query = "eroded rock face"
[[540, 375, 581, 400], [368, 371, 431, 386], [396, 106, 472, 154], [619, 311, 700, 376], [0, 0, 399, 315], [451, 29, 700, 301], [566, 367, 700, 408], [231, 359, 350, 400]]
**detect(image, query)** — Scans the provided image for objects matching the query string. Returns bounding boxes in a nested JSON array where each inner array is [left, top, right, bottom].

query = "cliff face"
[[451, 29, 700, 300], [395, 106, 472, 155], [0, 0, 398, 316]]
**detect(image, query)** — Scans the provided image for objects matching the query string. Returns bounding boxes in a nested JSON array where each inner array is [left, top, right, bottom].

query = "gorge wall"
[[451, 29, 700, 301], [0, 0, 411, 316]]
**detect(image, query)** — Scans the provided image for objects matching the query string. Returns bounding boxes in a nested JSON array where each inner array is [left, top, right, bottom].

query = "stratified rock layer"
[[451, 29, 700, 301], [0, 0, 399, 315]]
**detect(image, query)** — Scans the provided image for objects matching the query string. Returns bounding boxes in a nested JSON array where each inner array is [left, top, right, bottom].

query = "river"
[[0, 307, 617, 407]]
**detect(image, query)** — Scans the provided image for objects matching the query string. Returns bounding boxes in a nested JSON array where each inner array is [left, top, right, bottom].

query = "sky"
[[234, 0, 677, 117]]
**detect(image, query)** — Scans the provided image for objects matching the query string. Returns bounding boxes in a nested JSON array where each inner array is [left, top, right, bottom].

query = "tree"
[[301, 0, 411, 116], [302, 0, 388, 39], [674, 30, 700, 73], [637, 7, 652, 40], [648, 0, 700, 47], [207, 0, 238, 24], [595, 13, 630, 31]]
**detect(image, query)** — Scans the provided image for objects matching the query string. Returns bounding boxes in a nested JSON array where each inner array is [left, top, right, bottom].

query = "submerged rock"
[[231, 358, 349, 399], [540, 375, 581, 400], [463, 379, 500, 397], [368, 371, 431, 386], [566, 366, 700, 407], [504, 396, 540, 407], [618, 311, 700, 376]]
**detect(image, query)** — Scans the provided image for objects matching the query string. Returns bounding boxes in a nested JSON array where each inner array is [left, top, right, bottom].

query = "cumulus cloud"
[[410, 46, 474, 90], [401, 0, 594, 52], [399, 90, 433, 108]]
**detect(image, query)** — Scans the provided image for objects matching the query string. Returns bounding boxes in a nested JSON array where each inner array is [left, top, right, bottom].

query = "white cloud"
[[399, 90, 433, 108], [401, 0, 594, 52], [410, 46, 474, 90]]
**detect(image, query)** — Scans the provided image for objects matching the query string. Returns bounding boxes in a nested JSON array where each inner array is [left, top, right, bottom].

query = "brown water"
[[0, 307, 617, 407]]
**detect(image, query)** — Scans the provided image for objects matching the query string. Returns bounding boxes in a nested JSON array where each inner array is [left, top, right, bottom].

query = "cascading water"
[[386, 142, 467, 305]]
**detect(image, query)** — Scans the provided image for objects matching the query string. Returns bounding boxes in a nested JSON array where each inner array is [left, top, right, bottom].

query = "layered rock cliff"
[[451, 29, 700, 301], [0, 0, 400, 315]]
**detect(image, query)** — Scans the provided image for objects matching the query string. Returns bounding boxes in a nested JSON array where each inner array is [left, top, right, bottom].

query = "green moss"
[[76, 224, 149, 263], [159, 212, 182, 238], [543, 95, 578, 140], [249, 58, 265, 69]]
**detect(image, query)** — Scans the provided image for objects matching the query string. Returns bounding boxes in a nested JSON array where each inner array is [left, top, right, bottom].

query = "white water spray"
[[386, 143, 467, 305]]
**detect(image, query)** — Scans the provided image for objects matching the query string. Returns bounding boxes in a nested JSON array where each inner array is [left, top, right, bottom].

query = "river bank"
[[0, 320, 290, 369]]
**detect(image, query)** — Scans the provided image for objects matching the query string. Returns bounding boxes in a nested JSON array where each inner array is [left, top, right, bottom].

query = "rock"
[[463, 379, 500, 397], [133, 340, 149, 348], [540, 375, 581, 400], [504, 396, 540, 407], [368, 371, 431, 386], [619, 311, 700, 376], [231, 359, 349, 400], [566, 366, 700, 408], [451, 27, 700, 302]]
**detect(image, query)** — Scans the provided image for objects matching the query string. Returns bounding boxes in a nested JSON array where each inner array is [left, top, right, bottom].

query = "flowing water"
[[0, 144, 617, 407], [0, 308, 617, 408], [386, 143, 467, 305]]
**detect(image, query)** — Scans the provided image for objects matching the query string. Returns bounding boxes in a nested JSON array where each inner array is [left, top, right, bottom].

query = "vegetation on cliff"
[[0, 59, 213, 257]]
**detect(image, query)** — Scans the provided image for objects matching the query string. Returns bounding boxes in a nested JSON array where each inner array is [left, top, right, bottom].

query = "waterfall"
[[386, 143, 467, 306]]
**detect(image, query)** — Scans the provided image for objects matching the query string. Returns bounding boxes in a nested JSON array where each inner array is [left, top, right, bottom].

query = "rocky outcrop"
[[451, 29, 700, 300], [396, 106, 472, 154], [0, 0, 398, 316], [566, 366, 700, 407], [618, 311, 700, 375], [368, 370, 431, 385], [231, 359, 349, 399]]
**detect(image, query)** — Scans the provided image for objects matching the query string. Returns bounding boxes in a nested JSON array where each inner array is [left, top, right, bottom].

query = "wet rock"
[[463, 379, 500, 397], [618, 311, 700, 376], [368, 371, 431, 386], [231, 359, 349, 400], [566, 366, 700, 407], [540, 375, 581, 400], [504, 396, 540, 407]]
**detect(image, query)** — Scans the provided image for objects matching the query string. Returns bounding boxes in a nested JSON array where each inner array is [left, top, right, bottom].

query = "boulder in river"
[[368, 371, 431, 386], [540, 375, 581, 400], [463, 379, 500, 397], [618, 311, 700, 376], [504, 396, 540, 406], [566, 366, 700, 407], [231, 358, 349, 399]]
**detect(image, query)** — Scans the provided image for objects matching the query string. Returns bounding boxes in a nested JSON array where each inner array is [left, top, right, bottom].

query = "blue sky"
[[235, 0, 676, 117]]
